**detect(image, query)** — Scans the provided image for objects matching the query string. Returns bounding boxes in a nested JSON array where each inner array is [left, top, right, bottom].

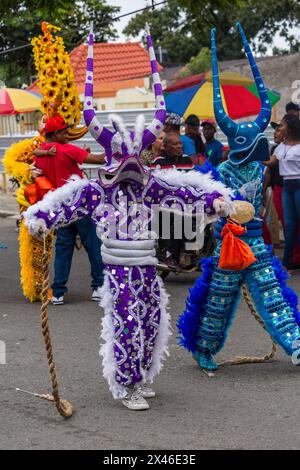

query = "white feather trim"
[[147, 276, 172, 383], [24, 175, 89, 235], [133, 114, 145, 154], [99, 274, 128, 399], [109, 114, 133, 155], [152, 168, 233, 204]]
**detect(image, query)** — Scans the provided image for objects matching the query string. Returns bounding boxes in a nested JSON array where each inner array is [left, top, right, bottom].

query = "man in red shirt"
[[34, 115, 105, 305]]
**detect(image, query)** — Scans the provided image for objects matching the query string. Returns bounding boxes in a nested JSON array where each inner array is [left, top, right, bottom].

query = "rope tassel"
[[18, 234, 73, 418]]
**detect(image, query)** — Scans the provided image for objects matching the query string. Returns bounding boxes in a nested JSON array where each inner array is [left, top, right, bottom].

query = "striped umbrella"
[[164, 71, 280, 120], [0, 88, 41, 115]]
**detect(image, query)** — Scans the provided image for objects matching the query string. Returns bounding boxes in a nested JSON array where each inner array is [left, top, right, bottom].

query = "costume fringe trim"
[[99, 274, 128, 399], [177, 257, 214, 352], [147, 276, 172, 382]]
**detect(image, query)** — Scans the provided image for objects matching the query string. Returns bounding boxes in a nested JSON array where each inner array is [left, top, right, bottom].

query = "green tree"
[[0, 0, 120, 87], [177, 47, 211, 78], [123, 0, 300, 66]]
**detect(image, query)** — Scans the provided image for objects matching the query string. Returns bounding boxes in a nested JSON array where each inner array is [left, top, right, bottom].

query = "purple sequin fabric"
[[107, 264, 160, 386]]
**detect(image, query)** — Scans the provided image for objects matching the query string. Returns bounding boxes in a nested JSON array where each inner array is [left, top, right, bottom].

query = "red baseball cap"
[[201, 119, 217, 130], [44, 115, 68, 133]]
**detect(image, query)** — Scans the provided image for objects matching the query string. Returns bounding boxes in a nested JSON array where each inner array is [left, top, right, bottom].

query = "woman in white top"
[[271, 115, 300, 268]]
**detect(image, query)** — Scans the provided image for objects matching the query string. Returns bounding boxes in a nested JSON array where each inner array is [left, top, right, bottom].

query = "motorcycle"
[[156, 207, 216, 280]]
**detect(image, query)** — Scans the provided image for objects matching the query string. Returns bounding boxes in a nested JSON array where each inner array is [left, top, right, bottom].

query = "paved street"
[[1, 216, 300, 450]]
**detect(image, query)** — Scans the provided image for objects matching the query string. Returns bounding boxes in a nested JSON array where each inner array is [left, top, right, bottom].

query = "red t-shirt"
[[34, 142, 88, 188]]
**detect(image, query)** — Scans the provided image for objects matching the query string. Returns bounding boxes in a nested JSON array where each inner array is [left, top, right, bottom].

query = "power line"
[[0, 0, 168, 56]]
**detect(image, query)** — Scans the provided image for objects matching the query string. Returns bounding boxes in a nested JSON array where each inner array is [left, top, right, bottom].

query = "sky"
[[108, 0, 300, 54], [108, 0, 163, 41]]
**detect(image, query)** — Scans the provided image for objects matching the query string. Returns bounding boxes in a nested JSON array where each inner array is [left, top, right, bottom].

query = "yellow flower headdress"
[[32, 21, 82, 127]]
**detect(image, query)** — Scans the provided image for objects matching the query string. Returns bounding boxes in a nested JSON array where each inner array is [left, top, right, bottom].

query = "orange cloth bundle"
[[35, 176, 55, 199], [24, 183, 39, 205], [24, 176, 55, 205], [218, 222, 257, 270]]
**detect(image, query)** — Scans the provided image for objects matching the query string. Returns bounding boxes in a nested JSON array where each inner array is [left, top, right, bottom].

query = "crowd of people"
[[28, 101, 300, 305], [139, 102, 300, 272]]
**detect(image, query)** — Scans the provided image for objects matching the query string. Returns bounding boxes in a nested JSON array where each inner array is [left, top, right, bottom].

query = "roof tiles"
[[70, 42, 162, 86]]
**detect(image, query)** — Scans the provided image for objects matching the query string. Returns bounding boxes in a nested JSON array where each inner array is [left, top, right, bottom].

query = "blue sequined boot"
[[193, 349, 218, 370]]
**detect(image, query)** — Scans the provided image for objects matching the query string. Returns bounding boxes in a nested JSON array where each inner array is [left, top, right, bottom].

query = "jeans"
[[52, 217, 104, 297], [282, 179, 300, 266]]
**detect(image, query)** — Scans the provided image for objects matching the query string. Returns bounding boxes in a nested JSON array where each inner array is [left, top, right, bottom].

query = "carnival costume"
[[178, 23, 300, 370], [3, 22, 86, 302], [24, 25, 232, 406]]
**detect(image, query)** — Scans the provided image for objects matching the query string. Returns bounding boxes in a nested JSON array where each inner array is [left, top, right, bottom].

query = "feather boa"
[[152, 168, 233, 204], [271, 255, 300, 326], [177, 257, 214, 352]]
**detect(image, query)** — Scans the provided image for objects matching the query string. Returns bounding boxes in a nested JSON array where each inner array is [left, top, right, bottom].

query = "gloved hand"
[[29, 163, 43, 178], [25, 217, 48, 238], [213, 197, 229, 217]]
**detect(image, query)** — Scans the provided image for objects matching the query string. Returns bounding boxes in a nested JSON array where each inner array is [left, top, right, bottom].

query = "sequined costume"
[[178, 23, 300, 370], [24, 25, 232, 399], [2, 23, 86, 302]]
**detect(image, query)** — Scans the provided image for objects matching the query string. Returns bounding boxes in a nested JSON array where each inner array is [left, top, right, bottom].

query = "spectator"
[[152, 132, 193, 169], [140, 131, 165, 166], [33, 115, 105, 305], [272, 114, 300, 269], [185, 114, 207, 164], [164, 113, 196, 159], [201, 119, 223, 167], [286, 102, 300, 119], [262, 122, 284, 247], [153, 132, 193, 269], [266, 122, 300, 263]]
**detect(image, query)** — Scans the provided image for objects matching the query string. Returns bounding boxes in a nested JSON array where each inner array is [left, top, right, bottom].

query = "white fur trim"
[[147, 277, 172, 382], [133, 114, 145, 153], [24, 175, 89, 236], [152, 168, 233, 204], [99, 274, 128, 399], [109, 114, 133, 155]]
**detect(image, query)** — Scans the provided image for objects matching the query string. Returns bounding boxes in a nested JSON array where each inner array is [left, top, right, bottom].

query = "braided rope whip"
[[36, 234, 73, 417], [219, 284, 277, 367]]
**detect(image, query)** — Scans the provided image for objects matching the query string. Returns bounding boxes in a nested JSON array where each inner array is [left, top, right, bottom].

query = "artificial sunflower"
[[56, 62, 68, 78], [45, 87, 59, 101]]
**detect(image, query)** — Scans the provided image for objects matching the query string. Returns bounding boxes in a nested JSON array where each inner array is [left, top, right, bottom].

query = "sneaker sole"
[[51, 301, 64, 306], [91, 297, 101, 302], [141, 392, 156, 398], [121, 401, 150, 410]]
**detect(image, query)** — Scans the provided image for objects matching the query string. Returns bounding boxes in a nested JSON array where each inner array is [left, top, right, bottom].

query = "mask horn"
[[236, 22, 271, 131], [211, 28, 238, 138], [141, 23, 166, 151], [83, 24, 114, 164]]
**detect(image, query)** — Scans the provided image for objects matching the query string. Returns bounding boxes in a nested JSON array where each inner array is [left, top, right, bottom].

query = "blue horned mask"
[[211, 23, 271, 166]]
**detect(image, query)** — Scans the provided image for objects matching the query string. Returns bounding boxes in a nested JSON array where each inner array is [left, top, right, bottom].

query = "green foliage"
[[124, 0, 300, 67], [0, 0, 120, 86], [177, 48, 211, 77]]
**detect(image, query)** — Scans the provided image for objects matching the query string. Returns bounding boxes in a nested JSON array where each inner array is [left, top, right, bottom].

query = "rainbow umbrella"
[[0, 88, 41, 115], [164, 71, 280, 120]]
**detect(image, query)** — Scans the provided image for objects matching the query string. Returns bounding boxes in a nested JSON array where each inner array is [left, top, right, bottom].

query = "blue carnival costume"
[[178, 23, 300, 370]]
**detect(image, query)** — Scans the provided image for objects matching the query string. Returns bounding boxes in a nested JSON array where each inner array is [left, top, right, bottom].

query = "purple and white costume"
[[25, 26, 232, 399]]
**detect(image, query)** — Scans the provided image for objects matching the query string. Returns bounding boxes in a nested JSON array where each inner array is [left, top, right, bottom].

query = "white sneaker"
[[121, 384, 150, 411], [140, 383, 156, 398], [91, 287, 102, 302], [51, 296, 64, 306]]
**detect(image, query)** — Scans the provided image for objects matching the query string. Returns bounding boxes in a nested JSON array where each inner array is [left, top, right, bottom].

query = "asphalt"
[[1, 216, 300, 450]]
